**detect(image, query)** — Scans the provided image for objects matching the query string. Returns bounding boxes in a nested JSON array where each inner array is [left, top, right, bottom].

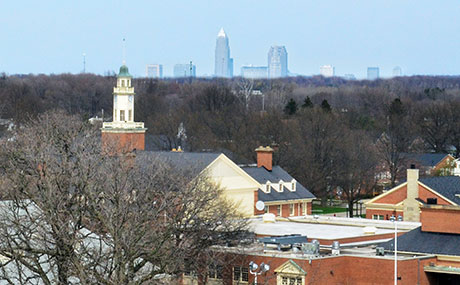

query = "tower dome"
[[118, 64, 131, 77]]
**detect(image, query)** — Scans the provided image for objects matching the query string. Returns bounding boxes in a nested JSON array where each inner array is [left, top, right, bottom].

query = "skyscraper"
[[146, 64, 163, 78], [392, 66, 402, 77], [320, 65, 335, 77], [173, 63, 196, 78], [268, 46, 288, 78], [367, 67, 379, 80], [241, 65, 268, 79], [214, 28, 233, 78]]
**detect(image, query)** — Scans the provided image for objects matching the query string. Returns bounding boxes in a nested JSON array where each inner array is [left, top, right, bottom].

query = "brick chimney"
[[255, 146, 274, 171], [403, 166, 420, 222]]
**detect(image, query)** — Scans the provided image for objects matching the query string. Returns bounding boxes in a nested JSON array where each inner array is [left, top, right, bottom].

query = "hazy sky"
[[1, 1, 460, 78]]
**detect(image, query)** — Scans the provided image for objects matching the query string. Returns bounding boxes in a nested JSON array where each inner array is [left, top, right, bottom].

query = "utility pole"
[[189, 61, 193, 84], [82, 53, 86, 73]]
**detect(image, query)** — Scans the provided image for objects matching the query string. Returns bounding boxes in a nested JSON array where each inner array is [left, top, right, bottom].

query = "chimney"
[[403, 168, 420, 222], [255, 146, 274, 171]]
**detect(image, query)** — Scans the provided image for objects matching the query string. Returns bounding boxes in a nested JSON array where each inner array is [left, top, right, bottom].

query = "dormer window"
[[265, 183, 271, 193], [291, 180, 296, 192]]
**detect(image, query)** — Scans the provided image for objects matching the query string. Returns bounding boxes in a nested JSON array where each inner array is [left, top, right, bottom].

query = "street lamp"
[[249, 261, 270, 284], [390, 215, 403, 285]]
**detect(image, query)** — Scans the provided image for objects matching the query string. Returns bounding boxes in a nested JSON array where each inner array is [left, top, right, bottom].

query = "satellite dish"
[[256, 200, 265, 211]]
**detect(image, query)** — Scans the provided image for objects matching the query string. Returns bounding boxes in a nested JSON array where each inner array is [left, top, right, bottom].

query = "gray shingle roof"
[[402, 153, 449, 167], [380, 227, 460, 256], [242, 166, 315, 202], [137, 151, 220, 176], [419, 176, 460, 205]]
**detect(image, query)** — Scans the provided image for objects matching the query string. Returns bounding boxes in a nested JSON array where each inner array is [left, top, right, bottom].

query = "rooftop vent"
[[332, 241, 340, 255], [427, 198, 437, 205]]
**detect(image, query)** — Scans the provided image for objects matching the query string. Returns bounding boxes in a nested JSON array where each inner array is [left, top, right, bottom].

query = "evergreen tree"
[[321, 99, 331, 112], [284, 98, 298, 115], [301, 96, 313, 108]]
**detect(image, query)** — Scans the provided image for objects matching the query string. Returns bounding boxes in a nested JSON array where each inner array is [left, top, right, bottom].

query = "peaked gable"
[[275, 259, 306, 275], [206, 154, 261, 190]]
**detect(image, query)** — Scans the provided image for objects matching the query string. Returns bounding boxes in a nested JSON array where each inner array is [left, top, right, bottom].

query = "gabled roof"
[[402, 153, 450, 168], [380, 227, 460, 256], [419, 176, 460, 205], [242, 166, 315, 202], [137, 151, 220, 176]]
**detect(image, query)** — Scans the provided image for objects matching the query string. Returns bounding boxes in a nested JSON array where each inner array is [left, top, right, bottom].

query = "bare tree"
[[335, 130, 377, 217], [234, 78, 254, 111], [0, 111, 247, 284], [375, 98, 413, 187]]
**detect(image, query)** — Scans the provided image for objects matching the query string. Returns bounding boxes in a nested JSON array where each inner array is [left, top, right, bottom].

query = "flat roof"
[[249, 219, 400, 241]]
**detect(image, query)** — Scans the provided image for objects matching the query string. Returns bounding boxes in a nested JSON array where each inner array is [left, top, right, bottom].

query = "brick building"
[[366, 167, 460, 222], [242, 146, 315, 218], [181, 211, 460, 285]]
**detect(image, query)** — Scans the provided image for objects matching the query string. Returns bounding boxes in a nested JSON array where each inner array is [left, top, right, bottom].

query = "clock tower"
[[101, 64, 146, 153]]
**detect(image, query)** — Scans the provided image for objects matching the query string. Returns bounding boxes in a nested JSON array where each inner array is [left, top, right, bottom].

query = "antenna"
[[82, 53, 86, 73], [122, 38, 126, 65]]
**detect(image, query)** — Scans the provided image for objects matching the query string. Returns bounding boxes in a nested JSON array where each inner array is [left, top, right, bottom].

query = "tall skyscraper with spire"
[[214, 28, 233, 78], [268, 46, 288, 78]]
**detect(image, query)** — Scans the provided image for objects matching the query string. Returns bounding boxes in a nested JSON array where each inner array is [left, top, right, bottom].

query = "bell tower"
[[101, 64, 146, 153]]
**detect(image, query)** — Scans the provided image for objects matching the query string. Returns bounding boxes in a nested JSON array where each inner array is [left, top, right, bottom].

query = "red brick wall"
[[264, 202, 312, 217], [254, 191, 264, 216], [421, 207, 460, 234], [223, 253, 435, 285], [432, 155, 453, 173], [366, 209, 403, 220], [374, 186, 407, 204], [101, 131, 145, 153], [418, 184, 452, 205]]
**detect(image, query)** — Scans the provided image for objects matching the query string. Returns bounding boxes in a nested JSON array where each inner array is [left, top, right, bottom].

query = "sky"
[[1, 1, 460, 78]]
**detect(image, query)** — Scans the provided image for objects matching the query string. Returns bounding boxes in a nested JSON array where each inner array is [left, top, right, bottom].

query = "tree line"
[[1, 73, 460, 215]]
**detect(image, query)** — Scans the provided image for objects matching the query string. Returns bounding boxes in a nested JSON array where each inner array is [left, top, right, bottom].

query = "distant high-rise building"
[[146, 64, 163, 78], [214, 28, 233, 78], [268, 46, 288, 78], [367, 67, 379, 80], [173, 63, 196, 78], [241, 65, 268, 79], [320, 65, 335, 77], [392, 66, 402, 77], [343, 74, 356, 80]]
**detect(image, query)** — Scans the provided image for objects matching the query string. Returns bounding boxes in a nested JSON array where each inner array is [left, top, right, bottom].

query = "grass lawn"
[[312, 205, 348, 214]]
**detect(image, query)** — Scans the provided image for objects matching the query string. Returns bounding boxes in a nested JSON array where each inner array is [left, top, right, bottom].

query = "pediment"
[[274, 260, 306, 275], [206, 154, 260, 190]]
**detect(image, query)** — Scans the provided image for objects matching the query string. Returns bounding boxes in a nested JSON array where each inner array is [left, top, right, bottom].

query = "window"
[[265, 184, 270, 193], [292, 181, 296, 191], [128, 110, 132, 121], [281, 276, 303, 285], [264, 205, 269, 213], [277, 205, 281, 216], [127, 79, 130, 86], [121, 80, 125, 87], [233, 266, 248, 282], [120, 110, 125, 121], [372, 214, 384, 220], [114, 109, 117, 120], [208, 264, 223, 280], [290, 204, 295, 216]]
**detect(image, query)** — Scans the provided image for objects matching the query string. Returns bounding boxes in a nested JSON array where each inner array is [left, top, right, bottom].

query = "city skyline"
[[1, 1, 460, 78]]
